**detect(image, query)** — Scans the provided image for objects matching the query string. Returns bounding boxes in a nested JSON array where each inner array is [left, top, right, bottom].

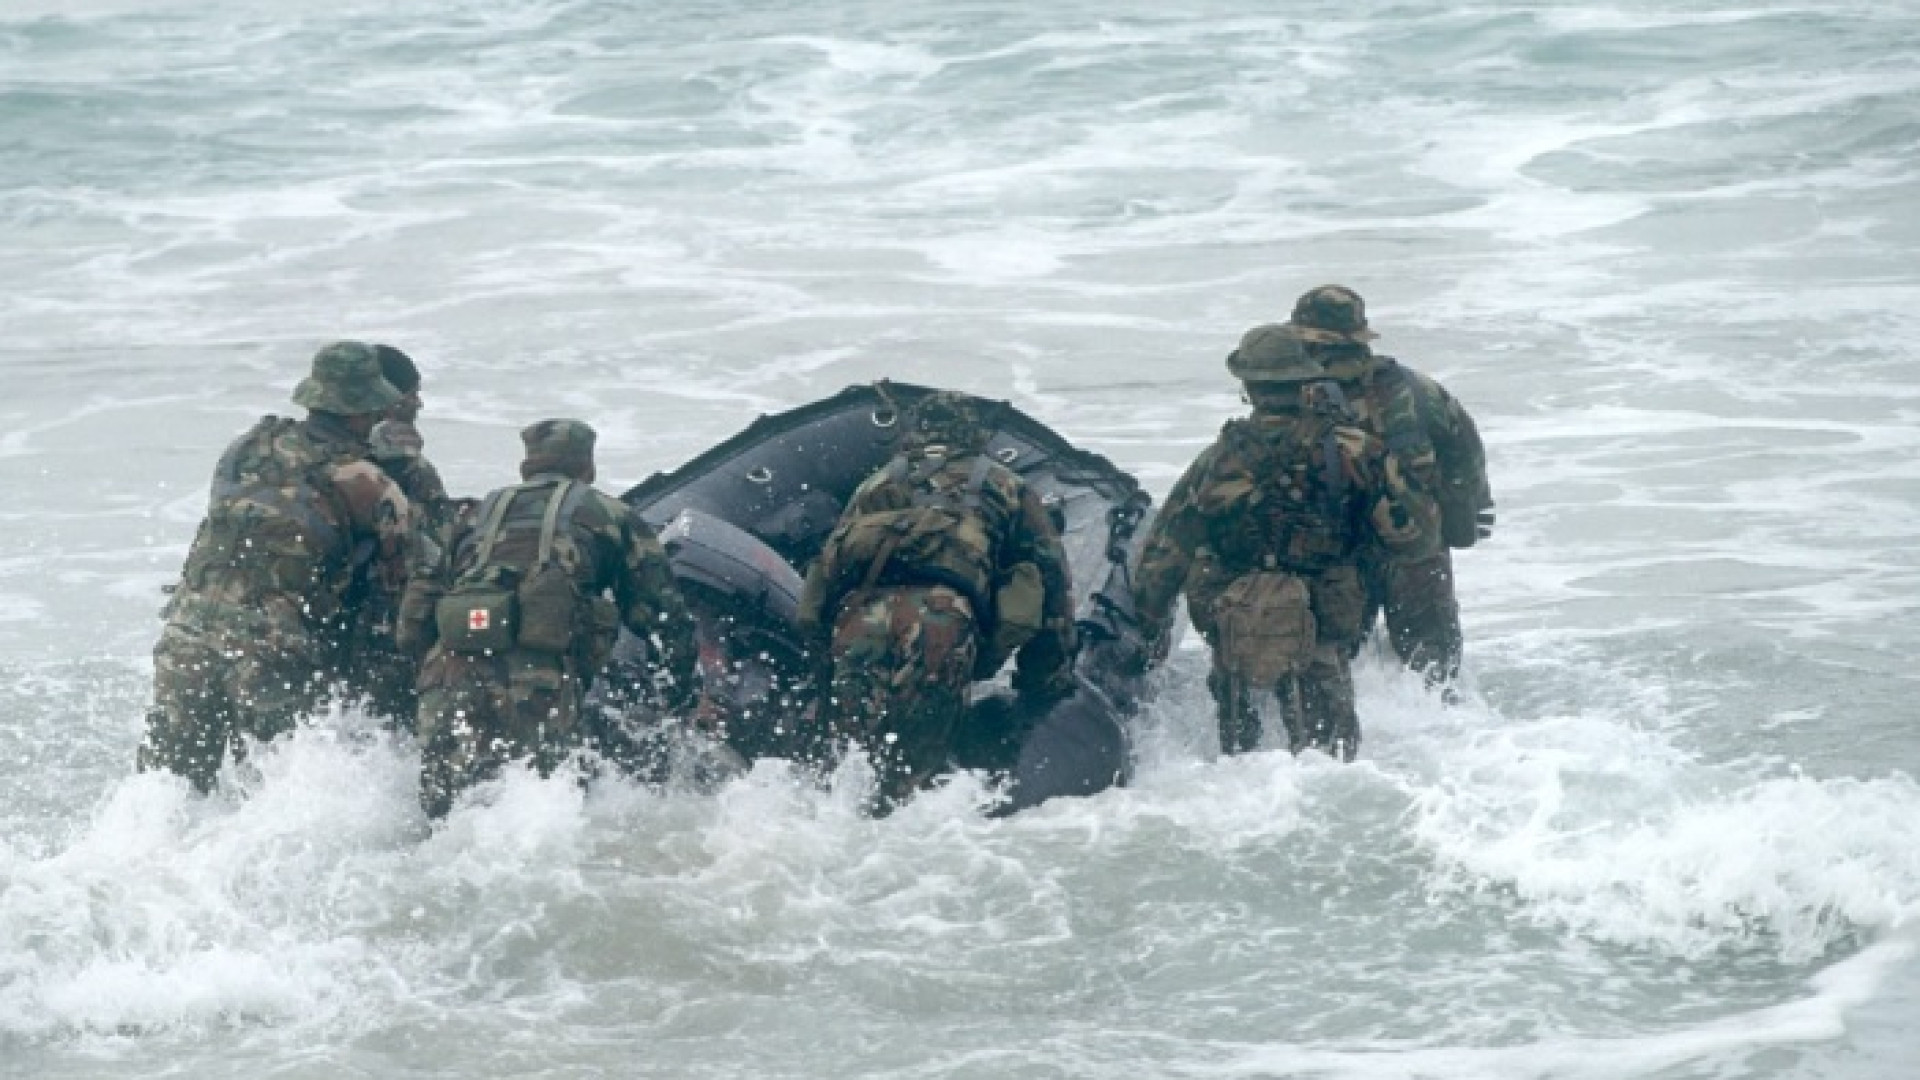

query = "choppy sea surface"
[[4, 1, 1919, 1077]]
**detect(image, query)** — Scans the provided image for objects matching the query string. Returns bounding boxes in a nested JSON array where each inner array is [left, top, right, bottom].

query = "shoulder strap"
[[535, 480, 588, 567], [470, 486, 523, 570], [1320, 421, 1347, 512]]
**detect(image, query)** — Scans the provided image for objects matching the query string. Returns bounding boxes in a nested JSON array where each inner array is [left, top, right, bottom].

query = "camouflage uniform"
[[139, 342, 411, 790], [797, 392, 1077, 808], [1289, 286, 1493, 685], [1133, 325, 1436, 758], [336, 345, 458, 726], [398, 419, 700, 818], [336, 424, 456, 727]]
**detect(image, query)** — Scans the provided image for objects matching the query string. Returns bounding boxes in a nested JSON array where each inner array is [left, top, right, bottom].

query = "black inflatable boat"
[[597, 381, 1158, 814]]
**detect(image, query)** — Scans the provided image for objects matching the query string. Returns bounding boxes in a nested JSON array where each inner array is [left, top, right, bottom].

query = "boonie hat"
[[1289, 284, 1380, 344], [291, 341, 406, 416], [1226, 323, 1326, 383]]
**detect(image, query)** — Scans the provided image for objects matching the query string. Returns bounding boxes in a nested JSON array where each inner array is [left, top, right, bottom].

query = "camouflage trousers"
[[337, 627, 419, 733], [414, 647, 588, 818], [1363, 550, 1462, 685], [139, 605, 327, 792], [1206, 639, 1359, 760], [826, 586, 978, 809]]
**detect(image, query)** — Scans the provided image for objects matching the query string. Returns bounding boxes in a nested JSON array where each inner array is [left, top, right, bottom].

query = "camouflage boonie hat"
[[521, 418, 597, 472], [291, 341, 405, 415], [906, 390, 991, 449], [1226, 324, 1325, 383], [1289, 284, 1380, 344]]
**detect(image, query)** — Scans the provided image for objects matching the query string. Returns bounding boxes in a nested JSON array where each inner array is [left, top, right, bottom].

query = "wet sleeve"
[[796, 548, 834, 644], [395, 515, 458, 657], [1007, 479, 1078, 698], [1129, 453, 1212, 648], [797, 468, 894, 641], [332, 459, 414, 593], [403, 455, 452, 509], [1431, 379, 1494, 537], [613, 508, 701, 710]]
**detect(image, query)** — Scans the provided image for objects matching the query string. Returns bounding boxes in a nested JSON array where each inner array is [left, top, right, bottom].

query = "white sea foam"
[[7, 0, 1920, 1073]]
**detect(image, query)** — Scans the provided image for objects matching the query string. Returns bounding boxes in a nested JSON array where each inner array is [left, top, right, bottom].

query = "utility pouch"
[[978, 560, 1044, 676], [516, 564, 577, 654], [435, 583, 518, 654], [505, 479, 590, 655], [1210, 571, 1315, 687], [1309, 565, 1366, 647]]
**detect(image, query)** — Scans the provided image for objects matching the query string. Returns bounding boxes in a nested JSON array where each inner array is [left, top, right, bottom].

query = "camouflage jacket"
[[1326, 354, 1493, 549], [1132, 405, 1437, 644], [798, 447, 1078, 694], [369, 419, 454, 528], [171, 412, 412, 639], [399, 472, 700, 705]]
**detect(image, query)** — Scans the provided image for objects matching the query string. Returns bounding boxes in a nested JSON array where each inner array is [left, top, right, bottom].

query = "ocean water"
[[4, 1, 1920, 1076]]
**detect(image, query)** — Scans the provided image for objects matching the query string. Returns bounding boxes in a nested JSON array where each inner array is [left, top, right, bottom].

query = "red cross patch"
[[468, 609, 491, 631]]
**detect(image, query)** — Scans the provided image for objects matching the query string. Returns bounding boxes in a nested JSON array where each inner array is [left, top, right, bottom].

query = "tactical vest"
[[434, 479, 598, 656], [180, 417, 355, 617], [1205, 414, 1357, 577], [820, 453, 999, 619]]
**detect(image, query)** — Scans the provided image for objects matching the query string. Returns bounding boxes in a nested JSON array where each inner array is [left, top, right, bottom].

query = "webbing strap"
[[535, 480, 585, 567], [1320, 424, 1346, 513], [470, 487, 520, 571]]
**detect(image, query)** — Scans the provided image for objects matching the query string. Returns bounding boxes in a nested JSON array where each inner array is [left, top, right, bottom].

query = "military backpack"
[[816, 452, 1047, 671], [434, 479, 593, 656], [180, 417, 355, 616], [1369, 359, 1493, 549]]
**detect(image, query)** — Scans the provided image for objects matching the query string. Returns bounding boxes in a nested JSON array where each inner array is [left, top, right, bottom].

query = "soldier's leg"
[[870, 588, 977, 806], [1283, 646, 1359, 761], [226, 633, 326, 752], [138, 627, 236, 792], [1205, 650, 1260, 756], [502, 653, 585, 780], [827, 591, 900, 744], [1382, 551, 1463, 685], [416, 652, 500, 819], [362, 644, 421, 734]]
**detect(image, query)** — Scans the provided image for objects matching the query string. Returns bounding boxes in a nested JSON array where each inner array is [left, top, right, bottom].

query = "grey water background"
[[4, 0, 1920, 1076]]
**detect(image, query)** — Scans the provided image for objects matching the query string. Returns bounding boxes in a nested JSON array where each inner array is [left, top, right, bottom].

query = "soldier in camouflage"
[[139, 341, 414, 791], [339, 344, 461, 728], [1287, 286, 1493, 686], [1131, 325, 1437, 758], [367, 345, 452, 517], [397, 419, 701, 819], [797, 391, 1077, 810]]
